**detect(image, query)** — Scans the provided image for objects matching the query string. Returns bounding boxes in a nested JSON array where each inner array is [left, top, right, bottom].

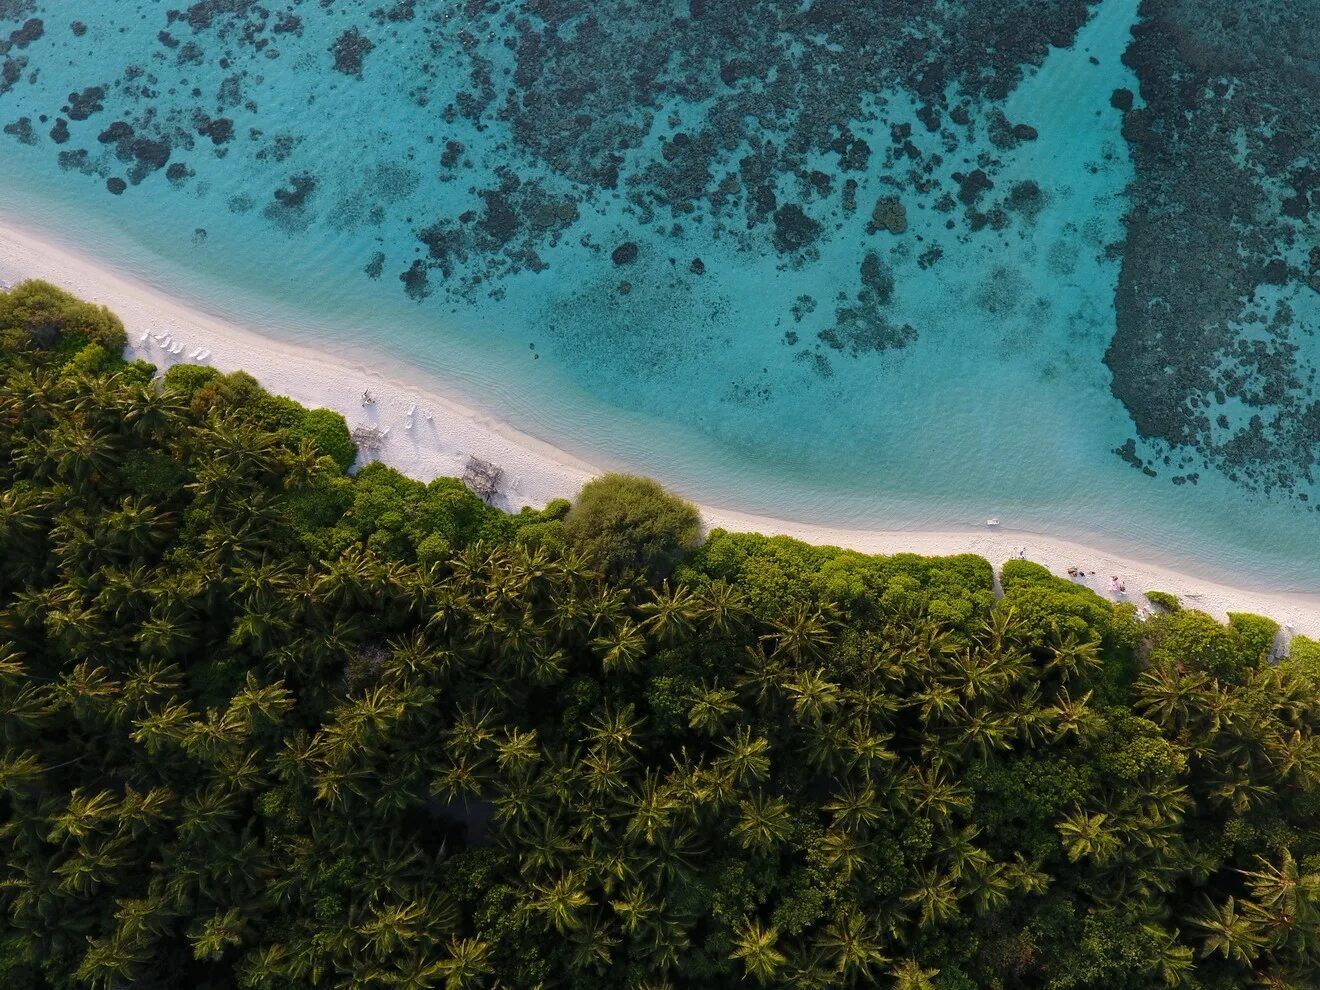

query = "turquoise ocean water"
[[0, 0, 1317, 588]]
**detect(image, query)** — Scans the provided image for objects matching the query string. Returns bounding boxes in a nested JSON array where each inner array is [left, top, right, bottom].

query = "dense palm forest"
[[1, 280, 1318, 990]]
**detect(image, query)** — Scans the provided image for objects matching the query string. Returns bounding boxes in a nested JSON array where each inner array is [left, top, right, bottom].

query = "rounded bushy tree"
[[563, 474, 701, 581]]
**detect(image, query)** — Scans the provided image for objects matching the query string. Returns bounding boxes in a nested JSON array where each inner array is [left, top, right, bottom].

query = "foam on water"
[[0, 0, 1316, 588]]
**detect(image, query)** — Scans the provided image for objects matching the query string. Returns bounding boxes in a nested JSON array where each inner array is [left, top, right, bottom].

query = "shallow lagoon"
[[0, 0, 1317, 587]]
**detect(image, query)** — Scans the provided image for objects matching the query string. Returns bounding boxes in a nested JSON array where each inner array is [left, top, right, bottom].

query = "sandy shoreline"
[[2, 220, 1318, 642]]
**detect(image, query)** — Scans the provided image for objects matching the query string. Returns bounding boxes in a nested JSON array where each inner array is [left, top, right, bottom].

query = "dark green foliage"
[[1145, 608, 1272, 682], [1001, 560, 1139, 648], [288, 407, 356, 472], [563, 473, 701, 581], [1144, 589, 1181, 612], [1227, 612, 1280, 663], [681, 530, 993, 629], [1, 287, 1318, 990], [1281, 635, 1320, 682], [0, 280, 126, 364]]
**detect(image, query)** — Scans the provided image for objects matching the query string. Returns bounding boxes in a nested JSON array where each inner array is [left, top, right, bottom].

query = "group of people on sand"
[[1064, 566, 1126, 594], [1065, 566, 1147, 616]]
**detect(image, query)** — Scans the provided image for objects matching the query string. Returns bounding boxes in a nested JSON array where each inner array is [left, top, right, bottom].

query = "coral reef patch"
[[1106, 0, 1320, 497]]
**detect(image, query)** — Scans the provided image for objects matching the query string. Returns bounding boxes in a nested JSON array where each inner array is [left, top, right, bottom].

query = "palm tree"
[[609, 883, 660, 935], [1186, 896, 1265, 964], [73, 933, 150, 989], [819, 827, 870, 881], [733, 792, 793, 851], [700, 579, 748, 638], [530, 872, 593, 935], [1241, 851, 1320, 954], [1056, 807, 1122, 865], [786, 667, 842, 723], [959, 858, 1014, 916], [569, 918, 620, 973], [889, 958, 941, 990], [584, 704, 644, 758], [1135, 665, 1212, 730], [905, 763, 972, 823], [644, 825, 705, 885], [44, 420, 120, 488], [904, 868, 961, 927], [763, 602, 835, 661], [643, 915, 693, 974], [824, 779, 882, 832], [736, 643, 788, 712], [1140, 924, 1195, 987], [815, 907, 889, 984], [512, 815, 576, 877], [638, 582, 702, 645], [715, 727, 771, 787], [937, 824, 990, 880], [686, 680, 740, 735], [730, 917, 787, 984], [625, 771, 677, 844], [189, 906, 245, 961], [592, 619, 648, 674]]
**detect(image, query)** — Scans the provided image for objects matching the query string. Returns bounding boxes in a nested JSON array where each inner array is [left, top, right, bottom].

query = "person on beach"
[[1110, 576, 1120, 593], [362, 389, 375, 406]]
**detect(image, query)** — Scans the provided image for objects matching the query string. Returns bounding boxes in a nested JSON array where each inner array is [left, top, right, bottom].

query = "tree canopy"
[[1, 282, 1317, 990], [562, 473, 701, 582]]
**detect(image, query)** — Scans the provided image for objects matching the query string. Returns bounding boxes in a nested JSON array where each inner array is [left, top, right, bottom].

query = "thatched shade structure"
[[462, 456, 503, 503], [350, 424, 386, 454]]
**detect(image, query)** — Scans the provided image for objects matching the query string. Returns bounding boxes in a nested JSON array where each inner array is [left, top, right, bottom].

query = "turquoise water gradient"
[[0, 0, 1317, 588]]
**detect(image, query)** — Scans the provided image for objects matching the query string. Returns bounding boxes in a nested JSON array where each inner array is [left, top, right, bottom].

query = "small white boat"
[[985, 517, 1000, 527]]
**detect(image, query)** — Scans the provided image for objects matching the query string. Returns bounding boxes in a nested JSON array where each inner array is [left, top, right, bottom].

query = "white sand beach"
[[3, 219, 1319, 642]]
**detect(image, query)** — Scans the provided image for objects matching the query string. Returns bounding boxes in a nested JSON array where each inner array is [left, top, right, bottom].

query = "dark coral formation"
[[0, 0, 1102, 321], [868, 195, 908, 235], [415, 170, 578, 288], [817, 251, 916, 356], [329, 27, 373, 78], [1106, 0, 1320, 496], [3, 115, 36, 145], [500, 0, 1095, 252]]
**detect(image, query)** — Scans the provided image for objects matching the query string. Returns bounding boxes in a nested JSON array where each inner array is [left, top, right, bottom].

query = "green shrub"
[[1281, 635, 1320, 682], [416, 532, 453, 569], [538, 498, 572, 522], [119, 449, 191, 500], [1227, 612, 1280, 663], [1145, 609, 1258, 681], [514, 519, 569, 555], [163, 363, 222, 396], [66, 342, 118, 376], [563, 474, 701, 581], [289, 407, 356, 472], [1000, 560, 1139, 652], [0, 279, 126, 357], [680, 530, 993, 630], [1144, 590, 1181, 612]]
